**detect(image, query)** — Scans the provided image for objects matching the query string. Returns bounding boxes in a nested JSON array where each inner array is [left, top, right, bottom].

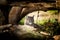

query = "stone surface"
[[12, 25, 50, 38]]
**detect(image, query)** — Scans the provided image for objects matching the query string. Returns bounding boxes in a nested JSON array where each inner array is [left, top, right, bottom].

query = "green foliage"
[[36, 19, 48, 25], [18, 10, 59, 37], [50, 18, 56, 23], [35, 10, 59, 36], [19, 17, 25, 25], [47, 10, 58, 14]]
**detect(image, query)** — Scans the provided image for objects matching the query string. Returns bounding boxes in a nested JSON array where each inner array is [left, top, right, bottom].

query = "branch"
[[0, 24, 12, 29]]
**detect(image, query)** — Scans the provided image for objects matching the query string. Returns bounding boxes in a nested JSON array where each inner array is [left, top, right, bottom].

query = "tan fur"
[[53, 35, 60, 40]]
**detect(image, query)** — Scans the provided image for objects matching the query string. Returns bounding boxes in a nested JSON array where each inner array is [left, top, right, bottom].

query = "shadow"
[[0, 32, 19, 40]]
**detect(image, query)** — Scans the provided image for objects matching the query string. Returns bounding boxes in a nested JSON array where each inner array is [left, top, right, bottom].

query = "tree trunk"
[[9, 6, 23, 24]]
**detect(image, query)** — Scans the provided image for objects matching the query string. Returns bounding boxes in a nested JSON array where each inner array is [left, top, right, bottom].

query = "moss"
[[50, 18, 56, 23], [47, 10, 58, 14], [19, 17, 25, 25], [35, 19, 48, 25]]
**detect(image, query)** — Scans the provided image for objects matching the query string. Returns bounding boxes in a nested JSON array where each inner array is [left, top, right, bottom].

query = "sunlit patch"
[[18, 10, 59, 38], [40, 31, 50, 36]]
